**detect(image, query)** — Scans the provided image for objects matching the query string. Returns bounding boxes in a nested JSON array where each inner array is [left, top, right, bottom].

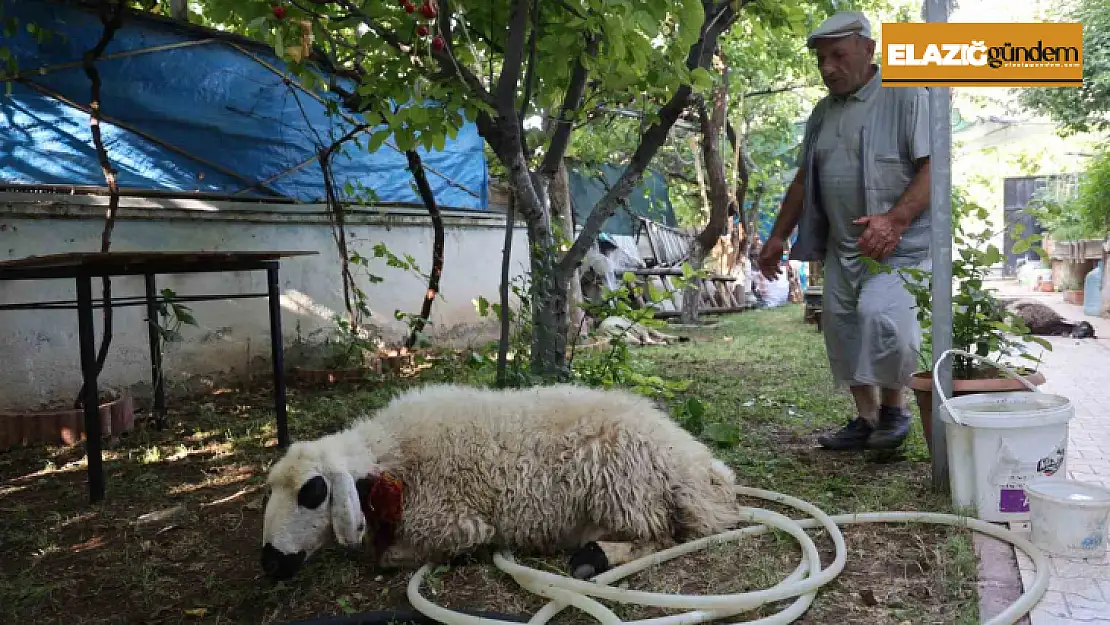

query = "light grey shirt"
[[790, 65, 933, 267]]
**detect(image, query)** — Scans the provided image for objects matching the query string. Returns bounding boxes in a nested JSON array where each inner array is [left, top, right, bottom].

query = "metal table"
[[0, 250, 318, 503]]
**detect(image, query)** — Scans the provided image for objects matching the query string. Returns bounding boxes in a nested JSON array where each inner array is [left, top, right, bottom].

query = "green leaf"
[[690, 67, 713, 91], [685, 396, 706, 420], [366, 130, 388, 153], [703, 422, 740, 447]]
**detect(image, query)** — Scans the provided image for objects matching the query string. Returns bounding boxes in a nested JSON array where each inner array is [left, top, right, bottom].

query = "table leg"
[[144, 274, 166, 425], [76, 275, 105, 504], [267, 265, 289, 449]]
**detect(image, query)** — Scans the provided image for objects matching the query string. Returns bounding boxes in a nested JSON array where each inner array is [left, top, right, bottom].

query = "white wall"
[[0, 193, 529, 409]]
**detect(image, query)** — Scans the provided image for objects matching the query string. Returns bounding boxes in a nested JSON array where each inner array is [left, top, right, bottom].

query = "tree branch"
[[494, 0, 531, 112], [552, 0, 586, 20], [468, 26, 506, 55], [557, 1, 742, 279], [538, 35, 597, 180], [745, 83, 811, 97], [334, 0, 494, 109], [496, 192, 515, 388], [334, 0, 407, 50], [319, 148, 358, 324], [518, 0, 540, 157], [317, 123, 375, 326]]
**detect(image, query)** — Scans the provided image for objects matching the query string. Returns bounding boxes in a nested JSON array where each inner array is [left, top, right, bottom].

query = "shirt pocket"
[[870, 154, 909, 185]]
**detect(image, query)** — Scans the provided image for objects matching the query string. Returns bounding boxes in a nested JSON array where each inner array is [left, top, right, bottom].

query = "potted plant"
[[0, 288, 199, 450], [869, 189, 1052, 453], [0, 390, 134, 451], [1060, 274, 1085, 306]]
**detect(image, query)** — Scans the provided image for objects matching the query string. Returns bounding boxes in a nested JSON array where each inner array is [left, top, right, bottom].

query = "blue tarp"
[[0, 0, 489, 209]]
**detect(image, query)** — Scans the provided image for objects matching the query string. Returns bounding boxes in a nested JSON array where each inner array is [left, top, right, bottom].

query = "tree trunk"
[[549, 159, 586, 342], [501, 149, 570, 381], [691, 134, 710, 222], [405, 150, 444, 349], [527, 224, 571, 381], [74, 1, 124, 409], [530, 264, 570, 381], [680, 81, 731, 325], [476, 0, 741, 378]]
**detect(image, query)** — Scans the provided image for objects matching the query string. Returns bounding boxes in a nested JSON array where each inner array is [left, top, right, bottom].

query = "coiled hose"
[[406, 486, 1049, 625]]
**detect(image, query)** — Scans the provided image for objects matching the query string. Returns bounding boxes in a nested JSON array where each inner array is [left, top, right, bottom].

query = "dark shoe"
[[817, 417, 874, 450], [867, 405, 912, 450]]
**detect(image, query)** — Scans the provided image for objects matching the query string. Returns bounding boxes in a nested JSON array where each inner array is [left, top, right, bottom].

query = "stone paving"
[[987, 280, 1110, 624]]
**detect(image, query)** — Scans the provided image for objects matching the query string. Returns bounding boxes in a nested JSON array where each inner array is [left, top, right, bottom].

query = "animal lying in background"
[[593, 315, 686, 346], [1004, 299, 1097, 338], [260, 383, 742, 582]]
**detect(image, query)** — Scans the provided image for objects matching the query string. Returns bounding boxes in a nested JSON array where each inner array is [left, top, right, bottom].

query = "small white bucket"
[[1025, 478, 1110, 559], [935, 350, 1075, 523]]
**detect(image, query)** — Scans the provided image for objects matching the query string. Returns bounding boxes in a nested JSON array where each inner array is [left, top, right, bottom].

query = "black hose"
[[282, 608, 530, 625]]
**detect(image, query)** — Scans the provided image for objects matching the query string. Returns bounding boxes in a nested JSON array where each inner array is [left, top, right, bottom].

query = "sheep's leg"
[[382, 513, 497, 569], [378, 543, 422, 570], [568, 540, 663, 580]]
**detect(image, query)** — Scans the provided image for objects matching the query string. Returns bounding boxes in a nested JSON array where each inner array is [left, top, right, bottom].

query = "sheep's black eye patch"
[[298, 476, 328, 509]]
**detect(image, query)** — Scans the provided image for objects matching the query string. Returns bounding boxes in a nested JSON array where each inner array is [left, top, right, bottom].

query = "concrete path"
[[987, 280, 1110, 624]]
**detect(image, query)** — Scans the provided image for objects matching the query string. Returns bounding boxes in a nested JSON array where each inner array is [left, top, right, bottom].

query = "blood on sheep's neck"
[[356, 472, 404, 552]]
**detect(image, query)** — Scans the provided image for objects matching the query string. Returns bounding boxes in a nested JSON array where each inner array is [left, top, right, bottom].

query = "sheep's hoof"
[[568, 541, 609, 580]]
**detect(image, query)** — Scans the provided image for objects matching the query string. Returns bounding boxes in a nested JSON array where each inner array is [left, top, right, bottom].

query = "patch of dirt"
[[0, 351, 976, 625]]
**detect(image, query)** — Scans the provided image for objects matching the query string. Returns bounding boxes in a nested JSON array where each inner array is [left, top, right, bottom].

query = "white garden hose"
[[405, 486, 1050, 625]]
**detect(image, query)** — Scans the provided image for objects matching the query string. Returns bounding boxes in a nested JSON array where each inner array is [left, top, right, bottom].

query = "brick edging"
[[976, 531, 1033, 624]]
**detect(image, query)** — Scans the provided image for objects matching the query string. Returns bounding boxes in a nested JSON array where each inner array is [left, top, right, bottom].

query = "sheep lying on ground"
[[260, 383, 742, 581], [1003, 299, 1097, 338], [593, 315, 686, 346]]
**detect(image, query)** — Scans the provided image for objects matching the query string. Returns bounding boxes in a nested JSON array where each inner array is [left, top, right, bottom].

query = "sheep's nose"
[[261, 543, 306, 581]]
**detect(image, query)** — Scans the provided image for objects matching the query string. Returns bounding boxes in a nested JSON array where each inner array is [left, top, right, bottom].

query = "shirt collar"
[[832, 64, 881, 103], [850, 64, 881, 101]]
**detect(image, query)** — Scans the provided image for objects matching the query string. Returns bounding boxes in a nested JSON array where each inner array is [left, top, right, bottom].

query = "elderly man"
[[758, 11, 932, 451]]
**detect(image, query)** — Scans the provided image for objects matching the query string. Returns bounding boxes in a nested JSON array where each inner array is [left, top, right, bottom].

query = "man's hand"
[[854, 213, 908, 260], [757, 236, 785, 280]]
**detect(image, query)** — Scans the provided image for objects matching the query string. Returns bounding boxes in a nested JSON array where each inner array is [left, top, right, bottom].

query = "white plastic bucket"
[[935, 349, 1075, 523], [1025, 478, 1110, 559]]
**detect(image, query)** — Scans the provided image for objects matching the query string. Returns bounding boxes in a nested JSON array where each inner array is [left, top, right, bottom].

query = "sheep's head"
[[259, 440, 375, 581], [1072, 321, 1097, 339]]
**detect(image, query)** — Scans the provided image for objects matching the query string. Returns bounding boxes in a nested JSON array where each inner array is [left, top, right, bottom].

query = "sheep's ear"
[[328, 472, 366, 549]]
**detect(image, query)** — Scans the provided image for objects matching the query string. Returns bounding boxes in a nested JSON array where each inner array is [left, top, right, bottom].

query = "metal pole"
[[925, 0, 953, 493], [267, 264, 290, 449]]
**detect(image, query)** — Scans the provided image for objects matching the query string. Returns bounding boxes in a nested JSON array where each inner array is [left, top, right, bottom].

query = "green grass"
[[0, 305, 979, 625]]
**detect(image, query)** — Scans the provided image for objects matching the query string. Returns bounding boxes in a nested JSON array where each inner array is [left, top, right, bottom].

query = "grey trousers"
[[821, 256, 928, 389]]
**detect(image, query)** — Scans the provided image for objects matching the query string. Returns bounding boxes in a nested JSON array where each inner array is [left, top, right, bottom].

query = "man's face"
[[813, 34, 876, 96]]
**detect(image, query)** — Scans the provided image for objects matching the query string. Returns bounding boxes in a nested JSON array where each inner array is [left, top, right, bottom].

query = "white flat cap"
[[806, 11, 872, 48]]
